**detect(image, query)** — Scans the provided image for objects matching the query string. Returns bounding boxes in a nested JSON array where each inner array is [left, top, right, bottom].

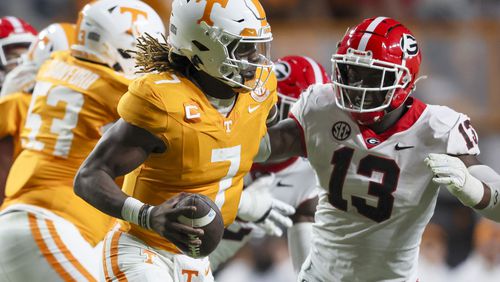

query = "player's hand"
[[425, 153, 483, 207], [149, 192, 205, 250], [0, 61, 37, 97], [238, 174, 296, 237]]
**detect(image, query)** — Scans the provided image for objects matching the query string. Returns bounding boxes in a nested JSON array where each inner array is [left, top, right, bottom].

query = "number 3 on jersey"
[[23, 81, 84, 157], [329, 147, 400, 222]]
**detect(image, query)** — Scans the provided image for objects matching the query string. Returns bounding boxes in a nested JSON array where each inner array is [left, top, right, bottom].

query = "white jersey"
[[251, 157, 320, 208], [210, 158, 320, 269], [291, 84, 479, 282]]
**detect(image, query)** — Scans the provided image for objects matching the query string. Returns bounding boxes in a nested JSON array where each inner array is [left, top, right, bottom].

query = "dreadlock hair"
[[132, 33, 192, 74]]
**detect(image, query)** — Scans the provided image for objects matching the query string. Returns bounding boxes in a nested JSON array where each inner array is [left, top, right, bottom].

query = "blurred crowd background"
[[1, 0, 499, 281]]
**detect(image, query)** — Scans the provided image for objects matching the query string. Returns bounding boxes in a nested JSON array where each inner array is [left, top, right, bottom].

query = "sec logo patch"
[[332, 121, 351, 141]]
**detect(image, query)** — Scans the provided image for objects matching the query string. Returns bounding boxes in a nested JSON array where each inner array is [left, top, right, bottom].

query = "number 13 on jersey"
[[329, 147, 400, 222], [23, 81, 84, 157]]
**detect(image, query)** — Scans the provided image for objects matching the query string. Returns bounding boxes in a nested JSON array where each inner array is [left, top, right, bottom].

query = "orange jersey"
[[118, 71, 277, 253], [2, 50, 130, 246], [0, 92, 31, 157]]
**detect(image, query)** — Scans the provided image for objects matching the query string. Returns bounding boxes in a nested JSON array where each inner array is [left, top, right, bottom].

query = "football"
[[175, 194, 224, 258]]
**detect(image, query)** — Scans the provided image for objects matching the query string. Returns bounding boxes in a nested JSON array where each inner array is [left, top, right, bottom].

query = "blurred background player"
[[0, 22, 74, 205], [0, 16, 36, 91], [1, 22, 75, 97], [0, 16, 37, 204], [210, 55, 330, 275], [0, 1, 164, 281], [452, 218, 500, 282], [261, 17, 500, 281], [417, 223, 451, 282], [74, 0, 279, 281]]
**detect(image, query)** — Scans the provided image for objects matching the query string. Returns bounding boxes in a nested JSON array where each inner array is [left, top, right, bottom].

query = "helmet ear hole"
[[112, 62, 122, 72], [191, 55, 203, 68], [117, 48, 132, 59]]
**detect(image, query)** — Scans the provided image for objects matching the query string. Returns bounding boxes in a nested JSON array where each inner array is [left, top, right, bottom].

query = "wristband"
[[122, 197, 153, 230]]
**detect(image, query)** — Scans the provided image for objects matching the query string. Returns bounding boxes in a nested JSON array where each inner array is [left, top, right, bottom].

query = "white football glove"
[[425, 153, 484, 207], [238, 174, 296, 237], [0, 61, 37, 97]]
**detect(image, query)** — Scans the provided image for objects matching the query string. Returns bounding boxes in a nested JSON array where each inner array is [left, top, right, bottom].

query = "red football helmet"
[[274, 55, 330, 120], [0, 16, 37, 87], [332, 17, 422, 125]]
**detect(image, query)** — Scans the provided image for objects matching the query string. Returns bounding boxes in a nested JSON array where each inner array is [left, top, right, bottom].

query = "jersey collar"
[[358, 97, 427, 149]]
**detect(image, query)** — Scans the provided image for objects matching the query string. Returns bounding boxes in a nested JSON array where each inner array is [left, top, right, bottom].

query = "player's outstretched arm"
[[74, 119, 204, 247], [256, 118, 305, 163], [425, 153, 500, 222]]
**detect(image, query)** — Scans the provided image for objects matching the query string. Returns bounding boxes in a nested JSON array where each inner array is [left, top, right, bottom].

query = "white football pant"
[[0, 204, 100, 281], [101, 229, 214, 282]]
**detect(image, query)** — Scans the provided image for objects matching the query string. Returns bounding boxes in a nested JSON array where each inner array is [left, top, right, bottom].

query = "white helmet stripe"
[[358, 16, 387, 51], [303, 56, 324, 83], [5, 16, 24, 33]]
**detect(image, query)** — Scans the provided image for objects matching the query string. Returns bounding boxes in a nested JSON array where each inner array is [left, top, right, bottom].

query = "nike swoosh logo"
[[395, 143, 414, 150], [276, 181, 293, 187], [248, 105, 261, 113]]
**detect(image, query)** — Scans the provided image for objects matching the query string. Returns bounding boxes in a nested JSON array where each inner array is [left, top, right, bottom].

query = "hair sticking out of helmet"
[[331, 17, 422, 125], [274, 55, 330, 120], [70, 0, 165, 78], [168, 0, 274, 92], [132, 32, 190, 74]]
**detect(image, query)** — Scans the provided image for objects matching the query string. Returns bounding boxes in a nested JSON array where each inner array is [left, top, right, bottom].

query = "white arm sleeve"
[[468, 165, 500, 222], [209, 235, 251, 271], [287, 222, 313, 273]]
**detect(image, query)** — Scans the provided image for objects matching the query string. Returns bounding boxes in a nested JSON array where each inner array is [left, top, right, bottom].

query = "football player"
[[210, 55, 330, 273], [73, 0, 278, 281], [0, 1, 164, 281], [258, 17, 500, 281], [0, 16, 37, 203], [0, 22, 75, 205]]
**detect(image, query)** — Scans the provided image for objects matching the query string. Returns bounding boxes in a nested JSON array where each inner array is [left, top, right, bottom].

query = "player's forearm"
[[288, 197, 317, 272], [468, 165, 500, 221], [209, 236, 250, 271], [266, 119, 305, 162], [288, 222, 313, 273], [74, 166, 128, 219]]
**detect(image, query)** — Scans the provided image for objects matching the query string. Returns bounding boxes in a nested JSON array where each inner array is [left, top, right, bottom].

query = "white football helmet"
[[0, 23, 75, 97], [71, 0, 165, 77], [27, 23, 75, 67], [168, 0, 273, 91]]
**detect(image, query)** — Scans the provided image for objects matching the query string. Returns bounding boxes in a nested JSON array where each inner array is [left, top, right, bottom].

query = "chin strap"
[[409, 75, 428, 94]]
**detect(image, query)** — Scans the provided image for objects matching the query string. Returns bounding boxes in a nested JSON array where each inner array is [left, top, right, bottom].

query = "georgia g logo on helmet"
[[274, 61, 291, 81], [400, 34, 419, 57]]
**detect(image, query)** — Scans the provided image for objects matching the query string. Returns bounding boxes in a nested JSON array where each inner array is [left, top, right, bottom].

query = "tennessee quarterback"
[[74, 0, 277, 281], [0, 1, 164, 281], [259, 17, 500, 281], [210, 55, 330, 273], [0, 16, 37, 204]]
